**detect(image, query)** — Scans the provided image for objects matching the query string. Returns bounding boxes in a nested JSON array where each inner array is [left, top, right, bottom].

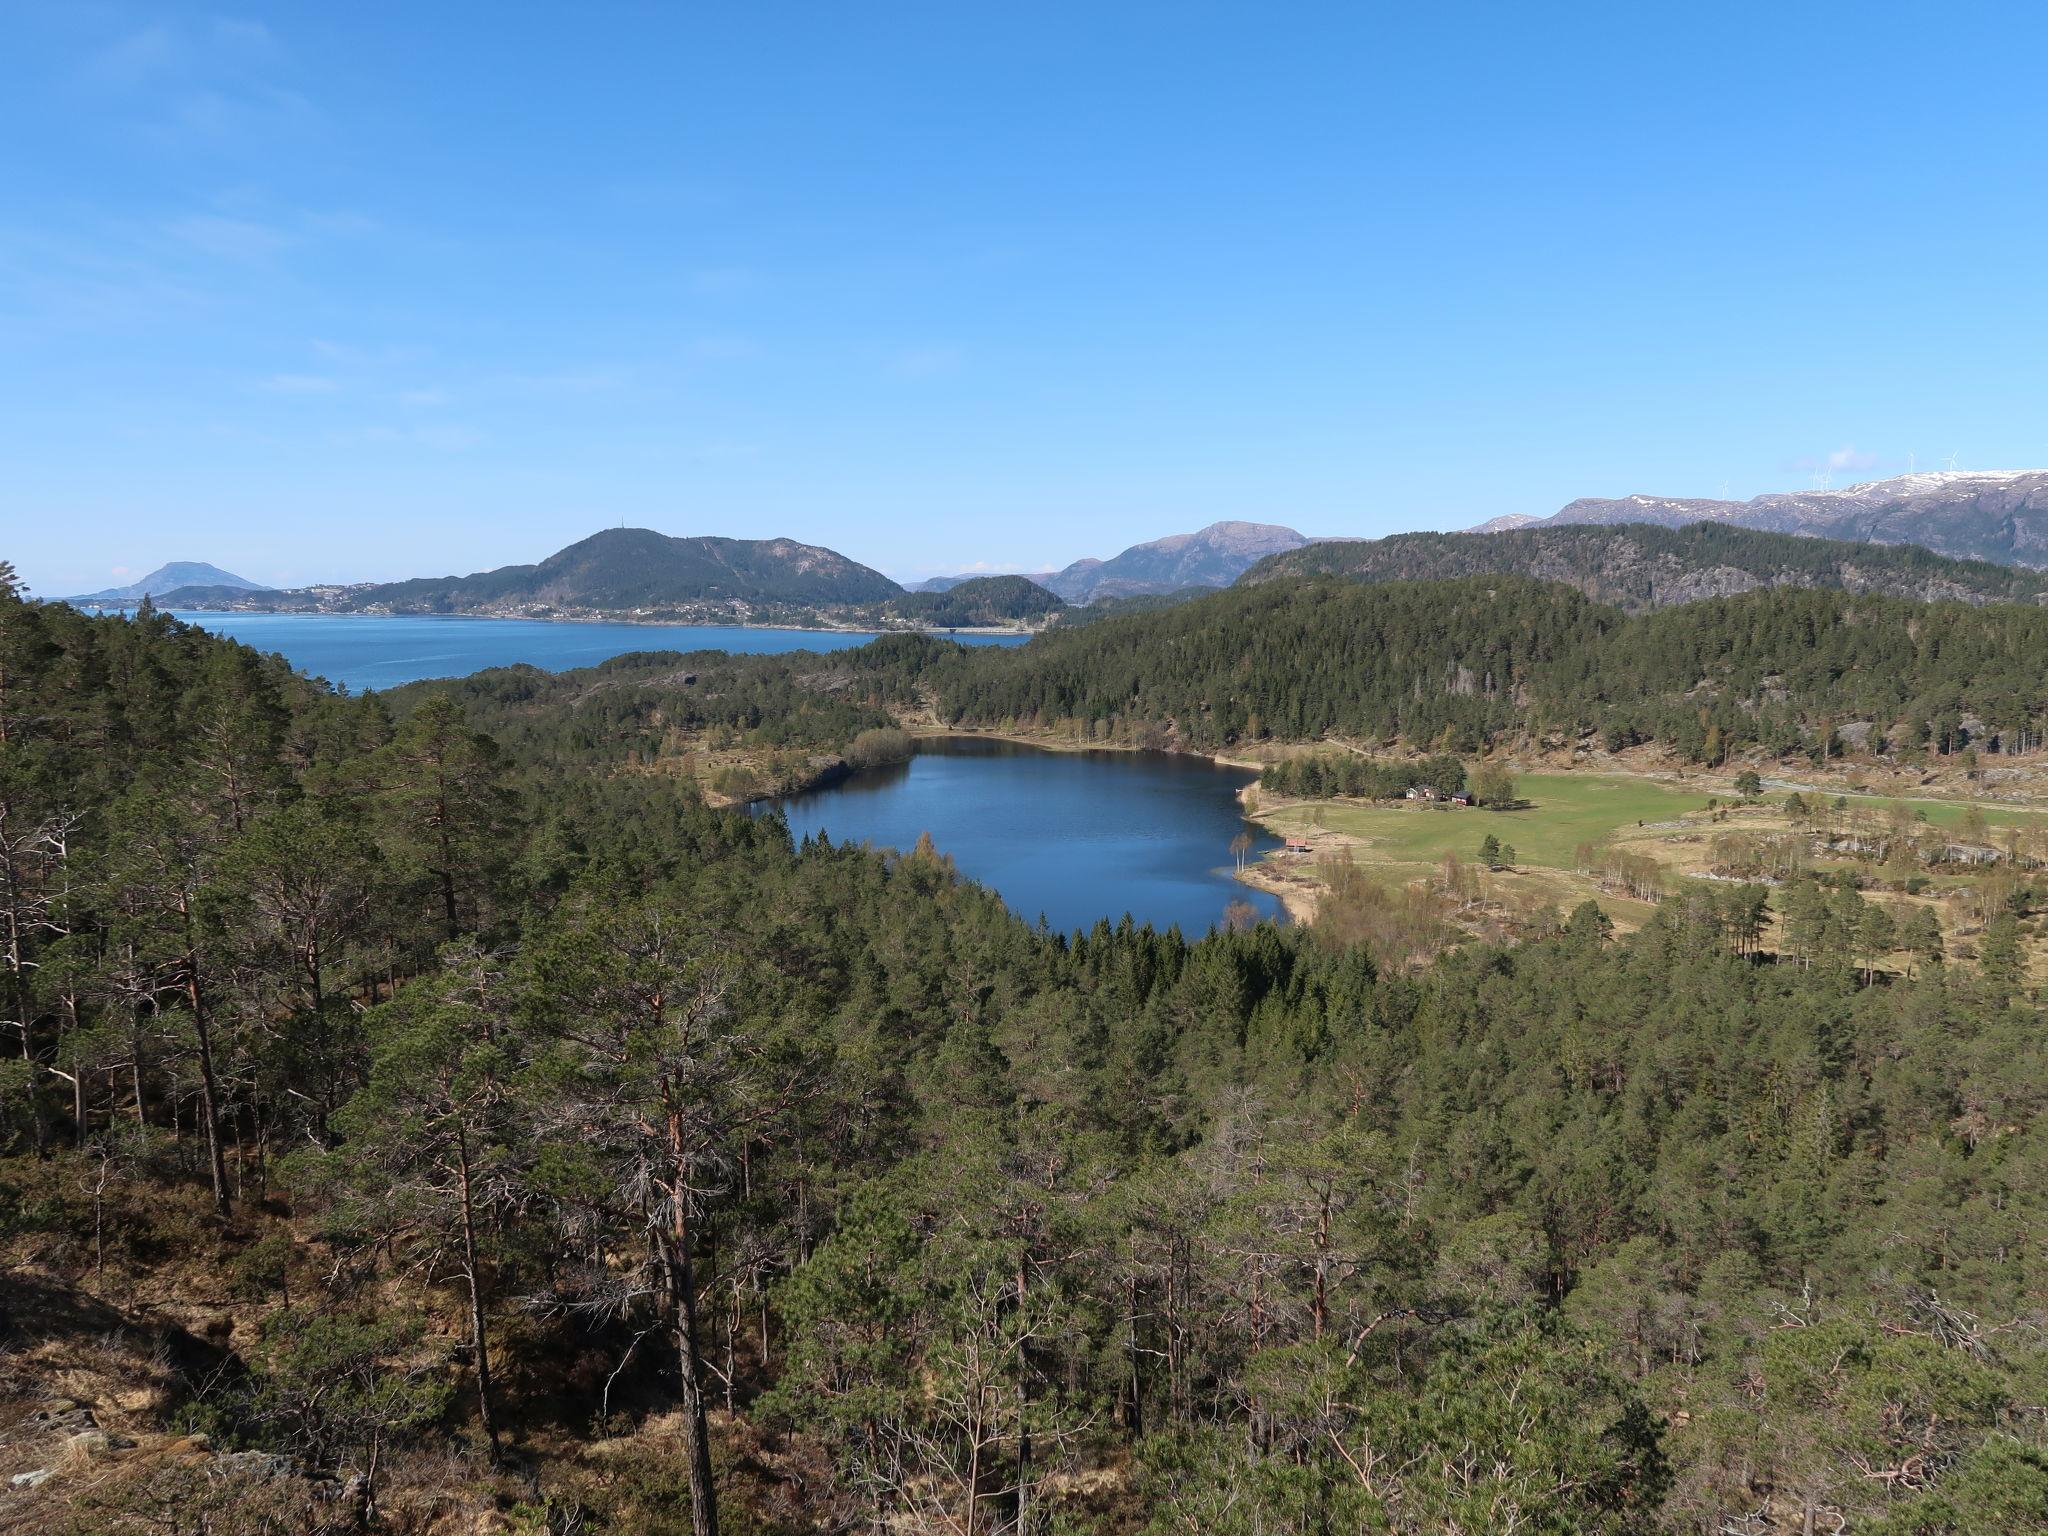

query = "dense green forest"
[[1242, 523, 2048, 612], [5, 571, 2048, 1533], [847, 576, 2048, 760]]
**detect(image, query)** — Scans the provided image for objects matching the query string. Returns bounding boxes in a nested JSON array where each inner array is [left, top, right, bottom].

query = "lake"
[[769, 737, 1285, 935], [159, 610, 1025, 692]]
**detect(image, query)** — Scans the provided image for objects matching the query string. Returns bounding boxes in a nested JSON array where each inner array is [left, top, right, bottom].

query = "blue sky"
[[5, 2, 2045, 595]]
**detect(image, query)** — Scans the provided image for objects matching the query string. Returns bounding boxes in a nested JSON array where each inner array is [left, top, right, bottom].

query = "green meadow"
[[1258, 771, 1716, 870], [1820, 789, 2048, 836]]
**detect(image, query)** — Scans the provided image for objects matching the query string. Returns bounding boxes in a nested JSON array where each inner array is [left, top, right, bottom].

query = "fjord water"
[[770, 737, 1285, 935], [162, 610, 1025, 691]]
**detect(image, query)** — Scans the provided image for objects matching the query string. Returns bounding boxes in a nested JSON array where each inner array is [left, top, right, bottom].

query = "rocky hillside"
[[1243, 521, 2048, 612], [1042, 520, 1311, 601], [1475, 469, 2048, 568]]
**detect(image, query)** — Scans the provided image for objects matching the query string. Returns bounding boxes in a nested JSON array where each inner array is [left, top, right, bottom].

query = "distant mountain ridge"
[[1473, 470, 2048, 568], [70, 561, 266, 602], [1243, 521, 2048, 613], [349, 529, 900, 613], [916, 520, 1313, 602]]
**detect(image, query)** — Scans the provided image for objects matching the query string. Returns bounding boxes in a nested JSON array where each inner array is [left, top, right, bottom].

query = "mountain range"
[[67, 468, 2048, 626], [1474, 469, 2048, 568], [97, 521, 1313, 622], [89, 531, 1069, 630], [1246, 520, 2048, 612], [913, 520, 1311, 602]]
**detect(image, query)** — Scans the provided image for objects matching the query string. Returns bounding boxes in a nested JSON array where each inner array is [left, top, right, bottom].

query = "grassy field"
[[1259, 771, 1716, 871], [1249, 766, 2048, 972], [1813, 789, 2048, 836]]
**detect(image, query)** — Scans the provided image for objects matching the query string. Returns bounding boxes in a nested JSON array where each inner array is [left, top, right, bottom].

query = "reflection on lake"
[[769, 738, 1283, 935]]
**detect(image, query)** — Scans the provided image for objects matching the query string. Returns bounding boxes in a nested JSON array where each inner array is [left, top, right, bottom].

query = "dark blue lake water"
[[161, 610, 1024, 691], [769, 738, 1284, 936]]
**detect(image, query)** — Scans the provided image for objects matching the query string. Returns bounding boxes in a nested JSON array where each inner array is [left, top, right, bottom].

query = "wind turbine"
[[1907, 450, 1917, 475], [1945, 451, 1961, 472]]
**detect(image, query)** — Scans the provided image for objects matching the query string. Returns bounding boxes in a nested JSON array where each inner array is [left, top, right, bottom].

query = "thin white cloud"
[[677, 441, 764, 461], [333, 423, 483, 451], [79, 25, 183, 91], [259, 372, 338, 394], [497, 370, 624, 396], [164, 213, 293, 262], [0, 226, 209, 327], [76, 13, 319, 148], [688, 267, 758, 297], [207, 17, 283, 64], [310, 339, 432, 366], [690, 336, 762, 361], [892, 346, 963, 379], [1788, 444, 1881, 477]]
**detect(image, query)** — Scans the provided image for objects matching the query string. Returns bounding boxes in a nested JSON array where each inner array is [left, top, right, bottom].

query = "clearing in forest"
[[1257, 771, 1714, 872]]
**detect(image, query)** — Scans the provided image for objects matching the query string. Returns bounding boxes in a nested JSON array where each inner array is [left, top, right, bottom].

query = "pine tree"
[[1902, 906, 1944, 975], [1979, 913, 2023, 1003], [322, 944, 520, 1460], [374, 696, 516, 942]]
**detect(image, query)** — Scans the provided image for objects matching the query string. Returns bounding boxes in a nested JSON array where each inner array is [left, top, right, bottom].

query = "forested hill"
[[877, 573, 1065, 627], [8, 567, 2048, 1533], [348, 526, 903, 612], [861, 575, 2048, 759], [1241, 521, 2048, 612]]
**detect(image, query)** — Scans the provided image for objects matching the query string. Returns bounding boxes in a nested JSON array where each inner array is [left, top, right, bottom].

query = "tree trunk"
[[1124, 1245, 1143, 1440], [455, 1124, 502, 1463], [668, 1119, 720, 1536], [179, 929, 230, 1216], [130, 1008, 148, 1127], [1015, 1257, 1031, 1536], [6, 966, 46, 1159], [437, 795, 460, 941]]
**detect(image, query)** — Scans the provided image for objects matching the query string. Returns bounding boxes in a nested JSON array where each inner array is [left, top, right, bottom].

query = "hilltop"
[[347, 528, 901, 614], [68, 561, 266, 603]]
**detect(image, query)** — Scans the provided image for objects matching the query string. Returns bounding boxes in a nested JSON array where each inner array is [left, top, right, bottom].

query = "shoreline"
[[745, 727, 1315, 930], [100, 602, 1043, 641], [761, 724, 1313, 925], [901, 722, 1266, 772], [736, 726, 1265, 810], [1235, 859, 1320, 924]]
